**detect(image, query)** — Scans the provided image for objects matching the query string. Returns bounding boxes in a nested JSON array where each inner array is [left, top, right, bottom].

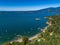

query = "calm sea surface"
[[0, 11, 59, 44]]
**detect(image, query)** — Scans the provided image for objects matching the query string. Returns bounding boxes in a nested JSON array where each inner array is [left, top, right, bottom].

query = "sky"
[[0, 0, 60, 11]]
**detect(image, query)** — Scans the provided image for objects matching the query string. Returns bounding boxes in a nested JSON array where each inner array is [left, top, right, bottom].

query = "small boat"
[[35, 18, 40, 21]]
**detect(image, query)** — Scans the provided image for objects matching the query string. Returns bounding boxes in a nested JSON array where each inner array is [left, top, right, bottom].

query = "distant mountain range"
[[0, 7, 60, 16]]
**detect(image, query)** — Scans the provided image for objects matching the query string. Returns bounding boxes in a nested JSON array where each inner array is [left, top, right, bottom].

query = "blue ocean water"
[[0, 11, 59, 44]]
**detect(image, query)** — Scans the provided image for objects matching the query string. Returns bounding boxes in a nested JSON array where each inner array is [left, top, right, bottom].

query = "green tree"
[[22, 36, 29, 45]]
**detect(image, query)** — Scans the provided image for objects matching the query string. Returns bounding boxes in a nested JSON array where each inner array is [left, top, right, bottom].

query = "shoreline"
[[10, 33, 40, 43], [10, 19, 51, 43], [10, 23, 50, 43]]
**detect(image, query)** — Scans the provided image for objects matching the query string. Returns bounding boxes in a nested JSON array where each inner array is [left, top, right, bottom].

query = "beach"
[[10, 33, 40, 43]]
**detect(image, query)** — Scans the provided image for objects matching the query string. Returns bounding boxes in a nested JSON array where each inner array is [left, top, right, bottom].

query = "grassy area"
[[3, 14, 60, 45]]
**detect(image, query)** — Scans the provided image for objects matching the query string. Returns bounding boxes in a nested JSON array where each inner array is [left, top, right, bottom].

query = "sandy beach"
[[14, 33, 39, 42]]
